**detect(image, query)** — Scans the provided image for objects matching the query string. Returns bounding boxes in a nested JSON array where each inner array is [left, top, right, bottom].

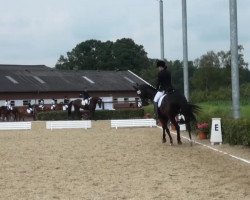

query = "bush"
[[195, 105, 250, 146], [37, 111, 68, 120], [222, 119, 250, 146], [93, 109, 144, 120], [37, 109, 145, 121]]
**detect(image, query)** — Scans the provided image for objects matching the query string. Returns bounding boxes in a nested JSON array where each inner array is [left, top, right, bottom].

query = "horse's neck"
[[89, 100, 97, 110], [148, 89, 156, 101]]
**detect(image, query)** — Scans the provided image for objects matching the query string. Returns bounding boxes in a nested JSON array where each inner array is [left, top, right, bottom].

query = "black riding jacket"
[[156, 68, 173, 92], [82, 91, 90, 99]]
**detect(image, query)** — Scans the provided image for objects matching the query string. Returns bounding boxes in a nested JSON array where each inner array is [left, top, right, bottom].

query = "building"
[[0, 64, 149, 110]]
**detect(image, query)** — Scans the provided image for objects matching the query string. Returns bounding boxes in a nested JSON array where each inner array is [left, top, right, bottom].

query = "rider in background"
[[63, 96, 69, 110], [80, 90, 90, 106], [153, 60, 173, 121], [27, 103, 33, 114], [51, 98, 56, 110], [5, 100, 12, 110], [38, 99, 44, 109]]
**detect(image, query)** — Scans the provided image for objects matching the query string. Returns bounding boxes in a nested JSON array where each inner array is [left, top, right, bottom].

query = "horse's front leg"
[[176, 126, 182, 144]]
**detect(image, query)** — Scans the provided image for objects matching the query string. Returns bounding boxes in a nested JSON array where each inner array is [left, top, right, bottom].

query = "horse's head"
[[90, 97, 102, 109], [133, 83, 156, 106]]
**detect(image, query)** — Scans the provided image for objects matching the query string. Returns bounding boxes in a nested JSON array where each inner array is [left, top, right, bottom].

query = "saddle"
[[81, 98, 90, 106], [165, 88, 175, 95], [158, 89, 176, 107]]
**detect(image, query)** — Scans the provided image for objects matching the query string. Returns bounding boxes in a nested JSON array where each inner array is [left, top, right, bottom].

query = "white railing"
[[111, 119, 156, 129], [0, 122, 32, 130], [46, 120, 91, 130]]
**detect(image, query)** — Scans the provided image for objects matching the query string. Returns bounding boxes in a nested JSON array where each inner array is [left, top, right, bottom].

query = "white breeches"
[[82, 99, 89, 106], [153, 91, 164, 103]]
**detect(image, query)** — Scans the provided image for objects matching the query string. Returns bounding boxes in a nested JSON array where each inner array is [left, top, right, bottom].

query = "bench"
[[0, 122, 32, 130], [111, 119, 156, 129], [46, 120, 91, 130]]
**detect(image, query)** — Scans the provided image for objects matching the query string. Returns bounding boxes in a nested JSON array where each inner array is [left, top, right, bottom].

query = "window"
[[124, 76, 135, 84], [5, 76, 19, 84], [82, 76, 95, 84], [10, 100, 15, 107], [113, 98, 118, 104], [23, 100, 31, 106], [33, 76, 46, 84]]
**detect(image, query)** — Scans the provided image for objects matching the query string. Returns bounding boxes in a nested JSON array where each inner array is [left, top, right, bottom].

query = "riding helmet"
[[156, 60, 166, 68]]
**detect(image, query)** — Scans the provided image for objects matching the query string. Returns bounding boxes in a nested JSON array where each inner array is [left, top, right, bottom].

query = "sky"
[[0, 0, 249, 68]]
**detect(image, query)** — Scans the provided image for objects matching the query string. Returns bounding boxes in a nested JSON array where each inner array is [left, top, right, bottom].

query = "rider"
[[27, 103, 33, 114], [51, 98, 56, 110], [153, 60, 173, 121], [63, 96, 69, 110], [38, 99, 44, 109], [5, 100, 12, 110], [80, 90, 90, 106]]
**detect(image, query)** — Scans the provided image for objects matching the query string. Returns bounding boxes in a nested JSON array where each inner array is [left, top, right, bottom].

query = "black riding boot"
[[153, 102, 159, 121]]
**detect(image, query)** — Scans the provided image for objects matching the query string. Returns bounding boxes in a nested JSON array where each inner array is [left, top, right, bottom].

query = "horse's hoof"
[[162, 138, 167, 143], [178, 141, 182, 145]]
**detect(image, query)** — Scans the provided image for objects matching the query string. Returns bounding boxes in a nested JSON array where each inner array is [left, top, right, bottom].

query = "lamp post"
[[229, 0, 240, 119], [159, 0, 164, 60], [182, 0, 189, 101]]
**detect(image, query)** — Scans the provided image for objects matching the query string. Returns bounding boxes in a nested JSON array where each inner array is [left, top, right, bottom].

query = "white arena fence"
[[46, 120, 91, 130], [0, 122, 32, 130], [111, 119, 156, 129]]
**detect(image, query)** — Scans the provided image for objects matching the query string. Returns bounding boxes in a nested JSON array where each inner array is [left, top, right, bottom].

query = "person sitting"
[[153, 60, 173, 122], [80, 90, 90, 106]]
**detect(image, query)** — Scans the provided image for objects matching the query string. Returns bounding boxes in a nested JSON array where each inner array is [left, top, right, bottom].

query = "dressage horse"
[[0, 106, 12, 121], [68, 97, 102, 119], [133, 84, 200, 145], [12, 106, 36, 121]]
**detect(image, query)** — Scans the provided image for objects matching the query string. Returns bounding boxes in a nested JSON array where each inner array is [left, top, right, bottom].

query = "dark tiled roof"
[[0, 64, 147, 93]]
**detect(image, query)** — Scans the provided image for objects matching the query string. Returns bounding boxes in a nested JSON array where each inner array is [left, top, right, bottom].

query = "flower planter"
[[198, 131, 207, 140], [170, 124, 175, 130]]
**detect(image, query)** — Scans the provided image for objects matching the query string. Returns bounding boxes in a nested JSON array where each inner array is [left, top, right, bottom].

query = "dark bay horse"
[[68, 97, 102, 119], [133, 84, 200, 145], [0, 106, 12, 121]]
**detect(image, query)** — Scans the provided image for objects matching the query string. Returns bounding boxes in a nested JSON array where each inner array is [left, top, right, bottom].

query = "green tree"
[[190, 46, 250, 102], [55, 38, 150, 73], [192, 51, 222, 92]]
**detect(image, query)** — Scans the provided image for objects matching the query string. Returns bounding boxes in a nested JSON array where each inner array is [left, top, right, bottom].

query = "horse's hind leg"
[[162, 127, 166, 143], [186, 122, 193, 146], [170, 118, 182, 144], [162, 122, 173, 145], [165, 127, 173, 145]]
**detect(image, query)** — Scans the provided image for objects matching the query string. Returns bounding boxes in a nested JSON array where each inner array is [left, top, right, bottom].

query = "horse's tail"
[[181, 102, 201, 123], [68, 101, 73, 116]]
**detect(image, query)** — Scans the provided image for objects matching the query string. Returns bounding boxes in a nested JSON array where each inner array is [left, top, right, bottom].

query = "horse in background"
[[133, 83, 200, 145], [11, 106, 36, 121], [0, 106, 12, 121], [68, 97, 102, 120]]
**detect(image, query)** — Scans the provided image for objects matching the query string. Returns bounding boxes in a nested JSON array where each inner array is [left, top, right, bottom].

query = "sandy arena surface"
[[0, 120, 249, 200]]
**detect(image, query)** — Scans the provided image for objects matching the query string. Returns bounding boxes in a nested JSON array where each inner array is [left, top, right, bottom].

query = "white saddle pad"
[[158, 94, 166, 107]]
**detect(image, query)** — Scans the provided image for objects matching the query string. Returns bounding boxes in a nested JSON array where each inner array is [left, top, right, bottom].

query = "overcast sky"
[[0, 0, 249, 68]]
